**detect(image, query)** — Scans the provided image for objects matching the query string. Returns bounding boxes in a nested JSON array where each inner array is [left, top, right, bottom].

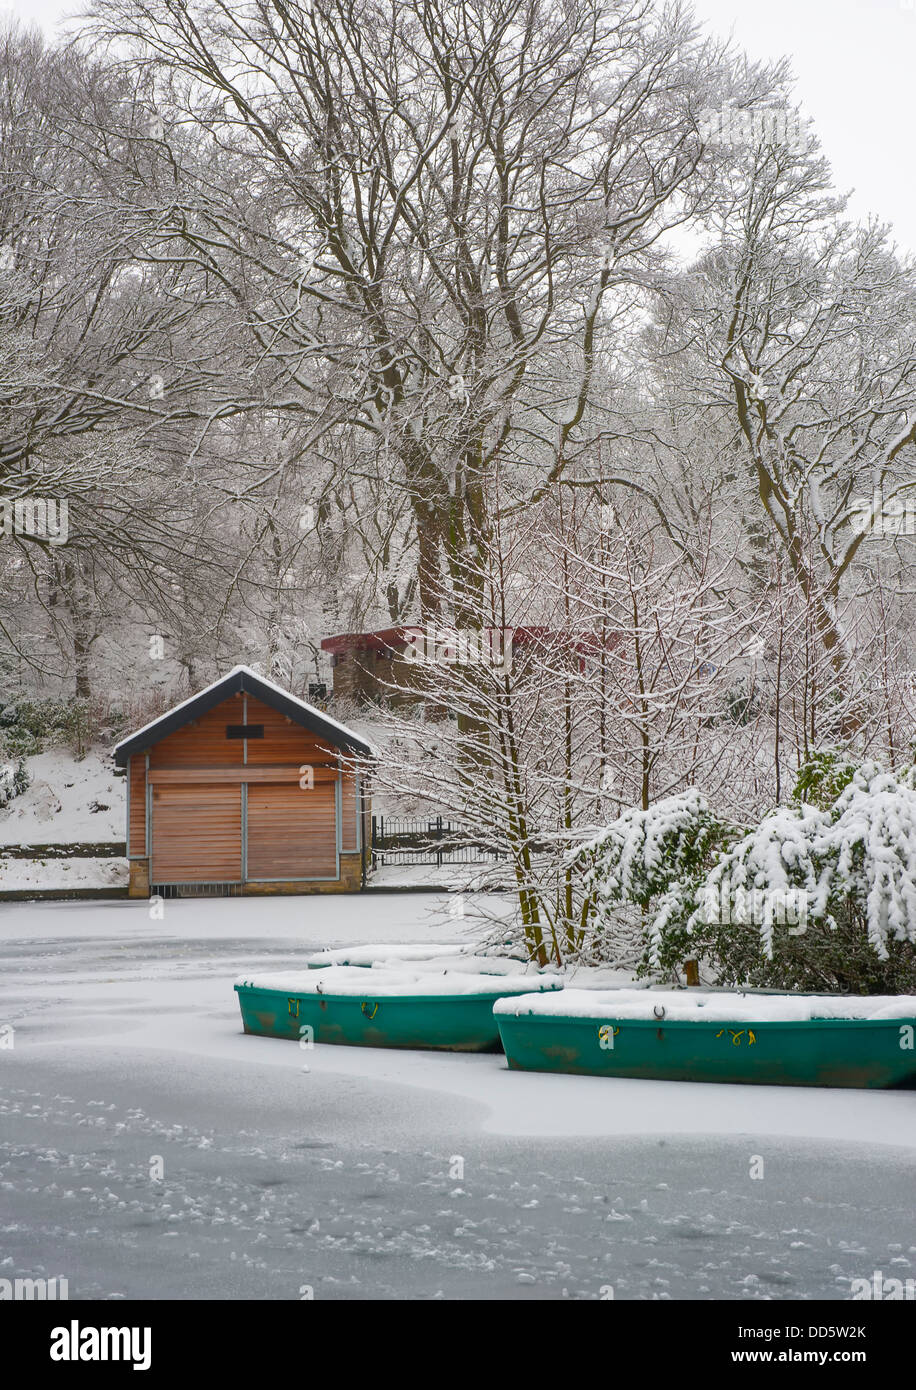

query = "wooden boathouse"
[[113, 665, 372, 898]]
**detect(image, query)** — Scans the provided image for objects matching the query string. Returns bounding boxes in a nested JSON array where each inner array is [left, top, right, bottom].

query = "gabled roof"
[[113, 665, 373, 765]]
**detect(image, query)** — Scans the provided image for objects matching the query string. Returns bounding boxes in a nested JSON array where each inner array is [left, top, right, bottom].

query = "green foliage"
[[693, 765, 916, 992], [791, 749, 859, 811], [0, 696, 72, 737], [686, 905, 916, 995], [0, 725, 41, 759], [0, 696, 91, 757]]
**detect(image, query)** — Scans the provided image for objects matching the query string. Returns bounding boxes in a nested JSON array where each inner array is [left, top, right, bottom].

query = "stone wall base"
[[129, 860, 151, 898]]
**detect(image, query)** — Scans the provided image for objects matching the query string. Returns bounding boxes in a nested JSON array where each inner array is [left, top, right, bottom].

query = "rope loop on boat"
[[361, 1001, 379, 1020], [716, 1028, 757, 1046]]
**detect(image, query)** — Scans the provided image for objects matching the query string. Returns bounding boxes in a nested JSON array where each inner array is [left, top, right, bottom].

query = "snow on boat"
[[493, 988, 916, 1088], [306, 944, 535, 976], [235, 965, 564, 1052], [305, 943, 472, 968]]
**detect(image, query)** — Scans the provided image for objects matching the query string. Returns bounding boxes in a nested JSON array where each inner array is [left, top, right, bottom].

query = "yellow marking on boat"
[[716, 1027, 756, 1046]]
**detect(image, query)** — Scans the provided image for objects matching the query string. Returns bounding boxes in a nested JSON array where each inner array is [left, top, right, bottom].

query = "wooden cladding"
[[139, 692, 363, 884], [125, 673, 369, 891], [243, 695, 333, 766], [147, 769, 355, 882], [151, 784, 243, 883], [148, 766, 337, 785], [149, 698, 245, 768], [148, 695, 343, 769], [340, 772, 359, 853], [128, 756, 147, 858], [246, 782, 338, 880]]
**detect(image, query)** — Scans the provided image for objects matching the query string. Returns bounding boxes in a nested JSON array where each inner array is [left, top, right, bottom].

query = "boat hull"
[[495, 1012, 916, 1088], [236, 982, 507, 1051]]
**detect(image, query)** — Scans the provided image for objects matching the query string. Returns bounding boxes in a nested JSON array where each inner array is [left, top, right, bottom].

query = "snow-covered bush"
[[575, 791, 735, 972], [682, 762, 916, 994], [579, 760, 916, 993], [0, 759, 30, 810]]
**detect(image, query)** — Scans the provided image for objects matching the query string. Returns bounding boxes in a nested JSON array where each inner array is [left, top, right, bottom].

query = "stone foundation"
[[128, 859, 151, 898]]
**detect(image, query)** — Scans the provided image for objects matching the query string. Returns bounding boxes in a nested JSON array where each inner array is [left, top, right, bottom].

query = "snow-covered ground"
[[369, 862, 504, 888], [0, 894, 913, 1300], [0, 856, 129, 891], [0, 749, 123, 846]]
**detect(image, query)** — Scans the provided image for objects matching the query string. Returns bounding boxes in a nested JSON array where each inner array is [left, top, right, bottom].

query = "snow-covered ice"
[[1, 894, 913, 1300]]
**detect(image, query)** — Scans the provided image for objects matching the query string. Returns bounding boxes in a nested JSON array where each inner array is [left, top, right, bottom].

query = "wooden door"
[[151, 784, 242, 883], [246, 780, 338, 881]]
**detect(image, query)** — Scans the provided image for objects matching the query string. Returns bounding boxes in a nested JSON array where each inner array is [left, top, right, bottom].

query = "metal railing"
[[370, 815, 503, 867], [151, 882, 244, 898]]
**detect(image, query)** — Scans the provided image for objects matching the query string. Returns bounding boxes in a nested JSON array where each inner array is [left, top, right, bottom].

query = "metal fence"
[[151, 882, 244, 898], [370, 815, 503, 867]]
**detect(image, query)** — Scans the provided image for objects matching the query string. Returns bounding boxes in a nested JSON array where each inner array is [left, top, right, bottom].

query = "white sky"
[[7, 0, 916, 253], [693, 0, 916, 255]]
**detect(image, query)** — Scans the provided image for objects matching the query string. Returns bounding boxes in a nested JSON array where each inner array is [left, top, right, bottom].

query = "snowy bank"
[[0, 855, 129, 892], [0, 748, 123, 846]]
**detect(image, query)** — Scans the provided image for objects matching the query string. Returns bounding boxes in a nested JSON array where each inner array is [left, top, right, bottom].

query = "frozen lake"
[[1, 895, 913, 1300]]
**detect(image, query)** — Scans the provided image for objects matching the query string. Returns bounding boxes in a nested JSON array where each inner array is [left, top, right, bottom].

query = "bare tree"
[[653, 132, 916, 732], [85, 0, 760, 620]]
